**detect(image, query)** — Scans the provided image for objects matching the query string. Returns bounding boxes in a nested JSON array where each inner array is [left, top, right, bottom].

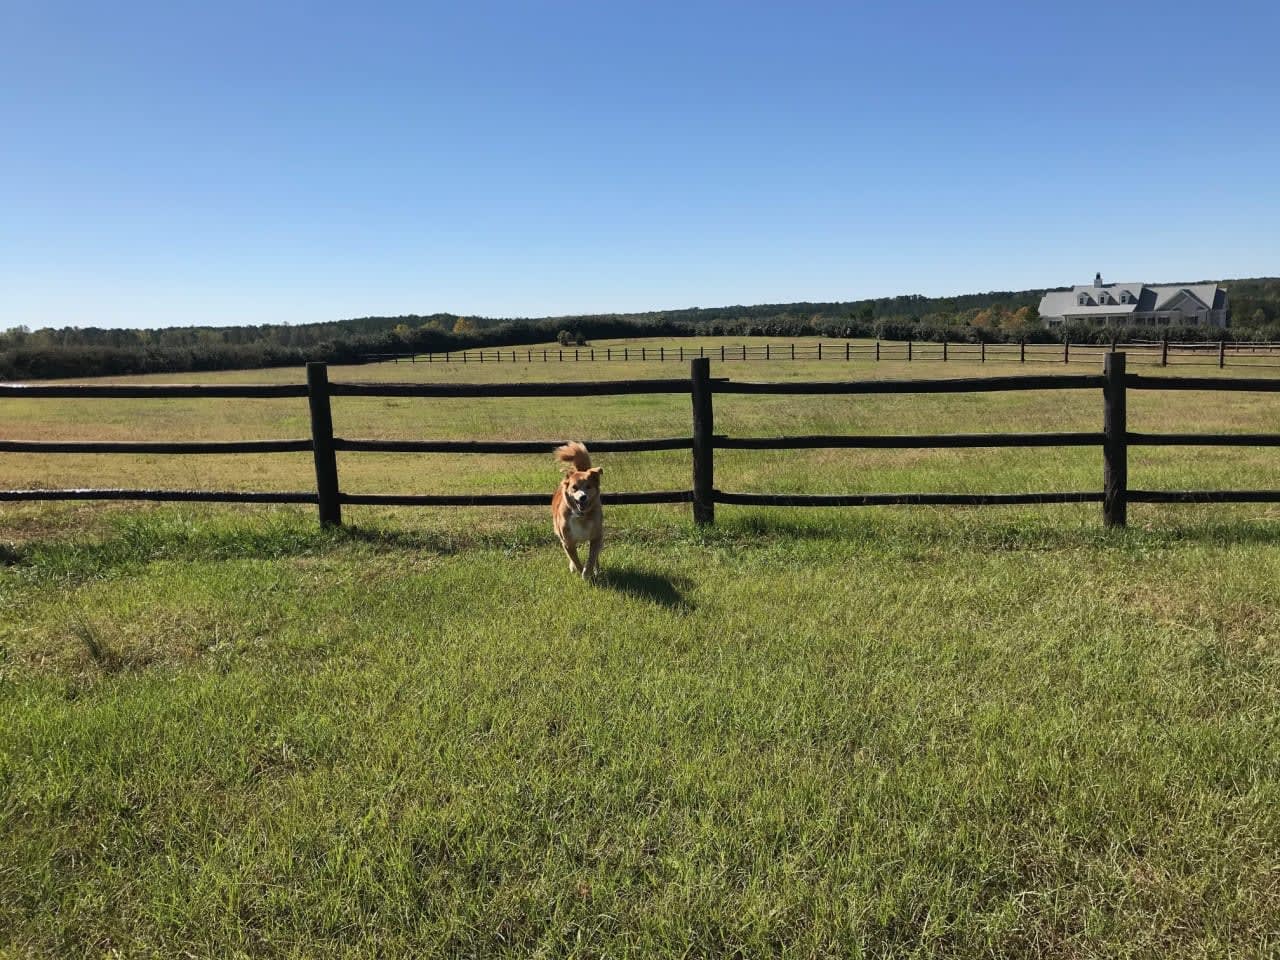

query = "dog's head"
[[562, 467, 602, 515]]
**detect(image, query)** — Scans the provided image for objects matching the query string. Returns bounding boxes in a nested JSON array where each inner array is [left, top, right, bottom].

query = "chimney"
[[1094, 272, 1103, 287]]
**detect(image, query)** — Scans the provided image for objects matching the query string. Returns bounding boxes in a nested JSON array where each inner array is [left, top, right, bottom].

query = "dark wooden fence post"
[[980, 341, 985, 363], [1103, 351, 1127, 528], [943, 338, 948, 362], [1063, 339, 1069, 364], [306, 362, 341, 528], [875, 340, 880, 362], [845, 341, 850, 361], [690, 357, 715, 526], [908, 339, 913, 361], [1219, 339, 1226, 368], [1161, 335, 1168, 367], [1020, 338, 1026, 363]]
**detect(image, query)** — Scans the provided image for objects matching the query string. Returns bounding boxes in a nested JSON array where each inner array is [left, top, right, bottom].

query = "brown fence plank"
[[0, 439, 313, 454], [339, 490, 693, 506], [715, 374, 1106, 395], [1129, 490, 1280, 503], [1128, 433, 1280, 446], [0, 384, 308, 398], [1128, 375, 1280, 392], [329, 379, 694, 397], [333, 437, 694, 454], [715, 432, 1102, 450], [714, 491, 1103, 506], [0, 489, 317, 503]]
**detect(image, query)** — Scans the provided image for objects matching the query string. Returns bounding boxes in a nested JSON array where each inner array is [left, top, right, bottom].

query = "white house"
[[1038, 274, 1229, 330]]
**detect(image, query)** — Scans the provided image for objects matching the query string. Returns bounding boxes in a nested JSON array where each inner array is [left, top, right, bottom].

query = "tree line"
[[4, 278, 1279, 380]]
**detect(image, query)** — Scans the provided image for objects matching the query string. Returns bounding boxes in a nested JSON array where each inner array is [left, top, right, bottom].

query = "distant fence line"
[[5, 355, 1280, 530], [363, 339, 1280, 369]]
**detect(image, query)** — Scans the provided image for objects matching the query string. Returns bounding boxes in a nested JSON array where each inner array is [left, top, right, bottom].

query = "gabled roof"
[[1153, 284, 1218, 310], [1039, 280, 1226, 318]]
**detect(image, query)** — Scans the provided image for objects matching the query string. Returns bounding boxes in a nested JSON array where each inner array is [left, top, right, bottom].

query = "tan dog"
[[552, 442, 603, 579]]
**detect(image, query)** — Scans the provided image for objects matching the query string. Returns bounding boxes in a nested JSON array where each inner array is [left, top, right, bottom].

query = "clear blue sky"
[[2, 0, 1277, 330]]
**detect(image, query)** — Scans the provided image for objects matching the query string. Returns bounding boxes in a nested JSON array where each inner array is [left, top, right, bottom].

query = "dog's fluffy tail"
[[554, 441, 591, 471]]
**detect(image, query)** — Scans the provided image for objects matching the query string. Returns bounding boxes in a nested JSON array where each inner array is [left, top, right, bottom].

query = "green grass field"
[[3, 338, 1279, 957]]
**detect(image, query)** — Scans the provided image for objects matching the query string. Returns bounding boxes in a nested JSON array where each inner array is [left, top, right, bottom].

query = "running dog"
[[552, 441, 603, 579]]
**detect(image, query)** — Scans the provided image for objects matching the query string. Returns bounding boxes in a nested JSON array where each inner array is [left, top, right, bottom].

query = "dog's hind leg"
[[562, 539, 583, 575], [584, 536, 602, 580]]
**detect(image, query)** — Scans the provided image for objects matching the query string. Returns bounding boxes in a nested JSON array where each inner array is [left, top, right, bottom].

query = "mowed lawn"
[[2, 339, 1279, 957]]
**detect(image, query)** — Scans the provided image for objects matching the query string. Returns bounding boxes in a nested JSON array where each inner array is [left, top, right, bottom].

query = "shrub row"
[[3, 316, 1276, 381]]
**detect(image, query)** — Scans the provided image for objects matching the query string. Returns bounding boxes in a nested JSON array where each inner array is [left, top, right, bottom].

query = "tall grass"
[[2, 344, 1279, 956]]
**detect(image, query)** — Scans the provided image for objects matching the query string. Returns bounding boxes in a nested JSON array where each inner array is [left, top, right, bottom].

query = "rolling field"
[[3, 338, 1279, 957]]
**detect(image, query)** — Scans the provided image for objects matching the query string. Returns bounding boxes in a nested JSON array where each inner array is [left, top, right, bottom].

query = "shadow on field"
[[597, 565, 693, 610]]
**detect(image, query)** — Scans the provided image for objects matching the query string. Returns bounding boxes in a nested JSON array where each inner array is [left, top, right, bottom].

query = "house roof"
[[1039, 281, 1226, 318]]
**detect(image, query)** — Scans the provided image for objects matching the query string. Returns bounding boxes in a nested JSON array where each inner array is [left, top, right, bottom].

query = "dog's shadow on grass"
[[597, 565, 693, 611]]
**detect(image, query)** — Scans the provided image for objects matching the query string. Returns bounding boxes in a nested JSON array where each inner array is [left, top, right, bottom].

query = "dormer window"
[[1078, 294, 1087, 305], [1119, 291, 1130, 303]]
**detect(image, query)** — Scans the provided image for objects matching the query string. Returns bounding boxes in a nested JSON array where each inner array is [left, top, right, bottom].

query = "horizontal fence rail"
[[339, 491, 695, 507], [4, 354, 1280, 528], [713, 491, 1106, 507], [714, 432, 1104, 449], [329, 379, 695, 397], [333, 437, 695, 454], [0, 383, 308, 398], [0, 489, 318, 503], [714, 374, 1106, 394], [0, 439, 313, 454]]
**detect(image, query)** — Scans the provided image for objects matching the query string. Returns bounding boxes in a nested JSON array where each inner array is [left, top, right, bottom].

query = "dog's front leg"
[[562, 539, 583, 575], [584, 536, 602, 580]]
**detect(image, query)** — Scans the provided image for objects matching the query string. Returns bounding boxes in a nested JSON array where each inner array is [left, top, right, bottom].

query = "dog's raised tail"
[[554, 441, 591, 471]]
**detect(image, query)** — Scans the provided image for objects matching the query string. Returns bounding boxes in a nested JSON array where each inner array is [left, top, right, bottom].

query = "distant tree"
[[452, 317, 477, 335], [1003, 305, 1037, 333]]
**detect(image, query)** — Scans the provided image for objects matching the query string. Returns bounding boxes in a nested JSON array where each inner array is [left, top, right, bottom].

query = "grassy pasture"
[[2, 337, 1280, 957]]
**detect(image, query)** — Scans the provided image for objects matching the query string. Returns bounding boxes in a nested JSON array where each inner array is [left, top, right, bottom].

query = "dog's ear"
[[588, 467, 602, 485]]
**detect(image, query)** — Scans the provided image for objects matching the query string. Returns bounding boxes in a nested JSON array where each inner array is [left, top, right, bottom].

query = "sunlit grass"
[[2, 341, 1279, 956]]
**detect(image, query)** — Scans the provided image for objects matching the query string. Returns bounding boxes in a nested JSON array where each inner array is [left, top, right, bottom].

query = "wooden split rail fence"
[[4, 355, 1280, 529]]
